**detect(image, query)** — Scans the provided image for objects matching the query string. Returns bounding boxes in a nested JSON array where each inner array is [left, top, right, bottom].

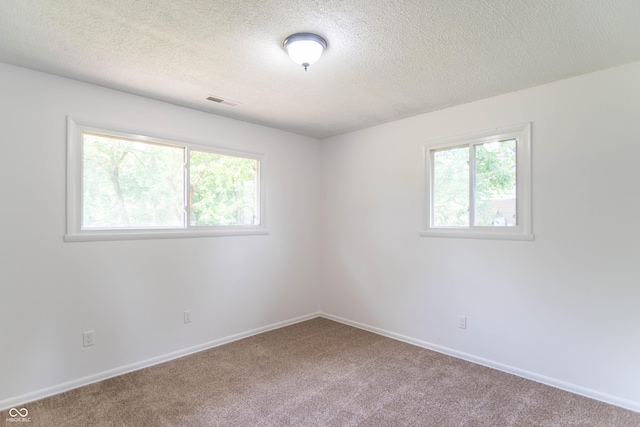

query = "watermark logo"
[[5, 407, 31, 423]]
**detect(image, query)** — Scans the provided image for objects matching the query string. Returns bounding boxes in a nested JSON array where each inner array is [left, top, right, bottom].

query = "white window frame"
[[421, 123, 533, 241], [65, 117, 268, 242]]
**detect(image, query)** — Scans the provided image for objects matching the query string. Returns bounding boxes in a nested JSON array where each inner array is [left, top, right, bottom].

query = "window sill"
[[64, 228, 269, 242], [420, 230, 534, 241]]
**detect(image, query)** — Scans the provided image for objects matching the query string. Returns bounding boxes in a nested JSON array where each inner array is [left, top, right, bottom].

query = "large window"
[[422, 123, 532, 240], [66, 118, 266, 241]]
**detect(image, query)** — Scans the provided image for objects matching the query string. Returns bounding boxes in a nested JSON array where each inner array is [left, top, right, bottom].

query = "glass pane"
[[82, 133, 185, 229], [474, 139, 517, 226], [189, 151, 258, 226], [433, 146, 469, 227]]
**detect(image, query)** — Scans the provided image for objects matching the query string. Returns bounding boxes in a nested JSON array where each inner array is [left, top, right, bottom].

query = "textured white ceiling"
[[1, 0, 640, 139]]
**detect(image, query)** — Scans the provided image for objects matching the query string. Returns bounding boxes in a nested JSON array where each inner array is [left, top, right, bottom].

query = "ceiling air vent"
[[206, 95, 239, 107]]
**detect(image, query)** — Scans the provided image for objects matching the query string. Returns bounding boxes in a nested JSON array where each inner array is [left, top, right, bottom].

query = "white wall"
[[0, 62, 320, 405], [2, 59, 639, 412], [320, 61, 640, 410]]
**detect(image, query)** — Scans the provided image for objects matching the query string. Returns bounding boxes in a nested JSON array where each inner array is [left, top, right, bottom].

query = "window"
[[422, 123, 532, 240], [66, 118, 267, 241]]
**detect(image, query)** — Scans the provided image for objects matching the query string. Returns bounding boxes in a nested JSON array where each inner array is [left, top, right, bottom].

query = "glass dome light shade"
[[283, 33, 327, 69]]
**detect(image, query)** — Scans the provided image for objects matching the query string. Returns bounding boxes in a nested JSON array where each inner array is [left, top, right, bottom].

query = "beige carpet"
[[3, 318, 639, 426]]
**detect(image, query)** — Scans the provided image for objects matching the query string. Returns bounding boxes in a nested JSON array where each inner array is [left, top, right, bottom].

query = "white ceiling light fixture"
[[283, 33, 327, 71]]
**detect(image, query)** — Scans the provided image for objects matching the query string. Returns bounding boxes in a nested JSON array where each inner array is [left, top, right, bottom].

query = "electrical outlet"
[[83, 330, 94, 347], [184, 310, 192, 324], [458, 315, 467, 329]]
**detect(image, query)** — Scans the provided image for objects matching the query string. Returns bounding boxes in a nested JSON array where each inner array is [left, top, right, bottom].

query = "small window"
[[422, 123, 532, 240], [66, 118, 267, 241], [189, 150, 259, 227]]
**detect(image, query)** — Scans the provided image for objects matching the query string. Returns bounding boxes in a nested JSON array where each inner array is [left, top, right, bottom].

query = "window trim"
[[65, 117, 268, 242], [421, 123, 533, 241]]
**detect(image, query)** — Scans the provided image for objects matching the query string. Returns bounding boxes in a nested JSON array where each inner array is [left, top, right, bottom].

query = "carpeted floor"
[[3, 318, 639, 426]]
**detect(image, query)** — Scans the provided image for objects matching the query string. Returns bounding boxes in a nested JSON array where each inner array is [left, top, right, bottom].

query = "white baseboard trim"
[[0, 312, 321, 411], [320, 312, 640, 414]]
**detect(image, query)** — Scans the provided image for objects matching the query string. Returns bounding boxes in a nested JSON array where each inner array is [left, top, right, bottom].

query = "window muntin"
[[422, 123, 532, 240], [66, 118, 267, 241]]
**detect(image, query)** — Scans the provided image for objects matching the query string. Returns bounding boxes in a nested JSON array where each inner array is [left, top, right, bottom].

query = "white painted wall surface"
[[1, 59, 639, 412], [0, 63, 320, 404], [319, 62, 640, 409]]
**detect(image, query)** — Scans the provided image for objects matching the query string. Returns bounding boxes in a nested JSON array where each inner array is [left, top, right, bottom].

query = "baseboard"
[[320, 312, 640, 414], [0, 312, 322, 411], [5, 311, 637, 414]]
